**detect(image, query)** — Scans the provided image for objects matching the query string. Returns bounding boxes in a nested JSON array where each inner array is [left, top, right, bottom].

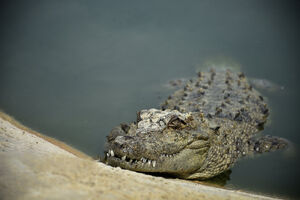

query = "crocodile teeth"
[[152, 161, 156, 167], [148, 160, 151, 166], [142, 158, 147, 163], [106, 152, 110, 157], [129, 159, 133, 163], [110, 150, 115, 157], [122, 155, 126, 161]]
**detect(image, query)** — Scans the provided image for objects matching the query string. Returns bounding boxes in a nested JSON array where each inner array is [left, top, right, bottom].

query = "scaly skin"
[[104, 68, 287, 179]]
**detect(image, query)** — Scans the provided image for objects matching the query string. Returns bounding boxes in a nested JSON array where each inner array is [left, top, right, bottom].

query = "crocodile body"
[[104, 68, 287, 179]]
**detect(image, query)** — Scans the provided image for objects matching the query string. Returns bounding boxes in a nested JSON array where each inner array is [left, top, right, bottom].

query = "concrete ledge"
[[0, 112, 281, 200]]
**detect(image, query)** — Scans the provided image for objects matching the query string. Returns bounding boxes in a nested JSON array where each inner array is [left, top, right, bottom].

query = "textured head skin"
[[105, 109, 212, 178]]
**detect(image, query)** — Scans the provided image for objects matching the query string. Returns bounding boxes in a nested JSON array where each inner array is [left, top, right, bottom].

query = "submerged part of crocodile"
[[104, 68, 288, 179]]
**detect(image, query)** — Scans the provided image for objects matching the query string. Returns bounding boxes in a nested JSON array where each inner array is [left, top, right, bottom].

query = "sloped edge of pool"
[[0, 111, 283, 200]]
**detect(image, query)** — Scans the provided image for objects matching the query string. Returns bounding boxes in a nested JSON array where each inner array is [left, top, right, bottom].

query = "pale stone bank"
[[0, 112, 282, 200]]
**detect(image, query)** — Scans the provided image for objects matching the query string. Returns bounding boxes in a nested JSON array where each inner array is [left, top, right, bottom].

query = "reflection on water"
[[0, 1, 299, 199]]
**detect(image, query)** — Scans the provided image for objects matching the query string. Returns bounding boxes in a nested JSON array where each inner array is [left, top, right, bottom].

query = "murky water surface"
[[1, 1, 299, 199]]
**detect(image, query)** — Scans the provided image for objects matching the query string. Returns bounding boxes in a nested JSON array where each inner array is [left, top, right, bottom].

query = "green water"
[[1, 1, 299, 199]]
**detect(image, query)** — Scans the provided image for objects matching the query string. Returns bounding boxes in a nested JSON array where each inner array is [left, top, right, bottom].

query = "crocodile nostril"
[[107, 126, 127, 142]]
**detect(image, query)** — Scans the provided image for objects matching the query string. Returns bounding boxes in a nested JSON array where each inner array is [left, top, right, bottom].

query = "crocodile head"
[[104, 108, 211, 179]]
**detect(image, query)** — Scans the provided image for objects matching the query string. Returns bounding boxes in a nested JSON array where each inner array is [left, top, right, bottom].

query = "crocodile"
[[104, 68, 288, 179]]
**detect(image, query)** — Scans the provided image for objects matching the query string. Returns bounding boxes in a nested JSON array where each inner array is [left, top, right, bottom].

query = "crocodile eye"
[[167, 115, 186, 129]]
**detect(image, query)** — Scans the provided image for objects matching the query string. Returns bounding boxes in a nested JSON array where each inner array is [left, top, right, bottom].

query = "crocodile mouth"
[[106, 149, 180, 169], [105, 145, 210, 175]]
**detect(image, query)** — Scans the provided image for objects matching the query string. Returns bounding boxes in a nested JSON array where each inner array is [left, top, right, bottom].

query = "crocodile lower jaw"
[[105, 147, 209, 174], [106, 150, 176, 170]]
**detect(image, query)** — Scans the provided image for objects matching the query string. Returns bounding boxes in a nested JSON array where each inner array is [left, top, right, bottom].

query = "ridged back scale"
[[161, 68, 269, 130]]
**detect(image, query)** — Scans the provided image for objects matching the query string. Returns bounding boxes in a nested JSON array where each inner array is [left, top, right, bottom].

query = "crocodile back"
[[161, 68, 269, 129]]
